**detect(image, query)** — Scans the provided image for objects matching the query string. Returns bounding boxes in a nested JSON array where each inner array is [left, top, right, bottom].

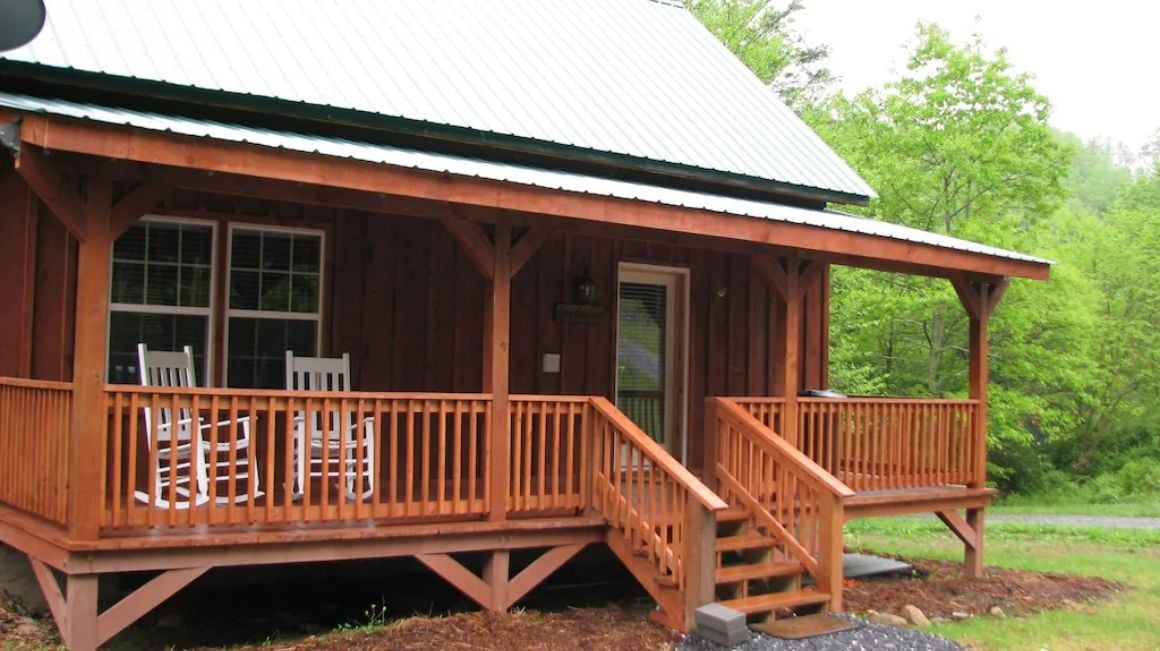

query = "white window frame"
[[223, 223, 326, 387], [106, 215, 219, 382]]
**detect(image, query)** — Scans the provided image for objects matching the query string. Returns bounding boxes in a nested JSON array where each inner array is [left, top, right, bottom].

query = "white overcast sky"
[[794, 0, 1160, 153]]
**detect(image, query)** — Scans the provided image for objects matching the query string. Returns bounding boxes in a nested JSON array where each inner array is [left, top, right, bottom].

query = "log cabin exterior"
[[0, 2, 1050, 648]]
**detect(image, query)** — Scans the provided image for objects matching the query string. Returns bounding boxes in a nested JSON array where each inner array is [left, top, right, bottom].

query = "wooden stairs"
[[712, 506, 830, 621]]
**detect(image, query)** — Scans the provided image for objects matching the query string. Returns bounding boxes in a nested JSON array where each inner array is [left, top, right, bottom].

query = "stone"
[[869, 612, 909, 627], [989, 606, 1006, 618], [901, 604, 931, 627], [694, 603, 749, 647], [951, 611, 972, 620]]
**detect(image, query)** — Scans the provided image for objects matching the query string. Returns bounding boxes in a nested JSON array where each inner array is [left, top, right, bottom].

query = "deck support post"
[[964, 507, 985, 578], [483, 550, 510, 611], [64, 573, 99, 651], [486, 223, 513, 522]]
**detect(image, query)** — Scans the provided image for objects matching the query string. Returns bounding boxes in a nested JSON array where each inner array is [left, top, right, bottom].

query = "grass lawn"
[[990, 499, 1160, 518], [846, 517, 1160, 650]]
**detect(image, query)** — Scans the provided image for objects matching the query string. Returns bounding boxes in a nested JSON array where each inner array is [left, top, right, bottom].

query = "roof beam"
[[17, 115, 1050, 280], [12, 146, 88, 240]]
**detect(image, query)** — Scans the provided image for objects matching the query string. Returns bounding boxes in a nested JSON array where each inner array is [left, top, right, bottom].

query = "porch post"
[[485, 223, 512, 522], [952, 275, 1008, 578], [780, 259, 802, 447], [68, 179, 114, 540]]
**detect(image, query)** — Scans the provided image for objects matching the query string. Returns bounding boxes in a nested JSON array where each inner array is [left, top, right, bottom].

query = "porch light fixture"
[[573, 266, 598, 305]]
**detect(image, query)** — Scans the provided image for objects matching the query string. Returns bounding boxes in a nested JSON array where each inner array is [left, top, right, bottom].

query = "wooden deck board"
[[845, 485, 996, 519]]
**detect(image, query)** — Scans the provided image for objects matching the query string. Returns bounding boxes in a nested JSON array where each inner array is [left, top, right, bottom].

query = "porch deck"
[[0, 377, 991, 647]]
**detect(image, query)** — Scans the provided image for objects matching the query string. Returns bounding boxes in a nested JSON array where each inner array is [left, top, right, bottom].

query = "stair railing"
[[587, 397, 727, 630], [708, 397, 854, 611]]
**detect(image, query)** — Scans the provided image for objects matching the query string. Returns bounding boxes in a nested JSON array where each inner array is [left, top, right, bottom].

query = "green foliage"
[[688, 0, 832, 108]]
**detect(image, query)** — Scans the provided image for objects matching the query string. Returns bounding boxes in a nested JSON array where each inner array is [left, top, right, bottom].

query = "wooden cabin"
[[0, 1, 1050, 648]]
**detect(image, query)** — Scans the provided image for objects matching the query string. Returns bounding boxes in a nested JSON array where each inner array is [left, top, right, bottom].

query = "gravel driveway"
[[680, 615, 963, 651], [987, 514, 1160, 529]]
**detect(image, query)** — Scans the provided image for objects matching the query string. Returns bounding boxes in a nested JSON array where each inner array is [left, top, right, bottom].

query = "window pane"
[[263, 233, 292, 271], [114, 224, 147, 261], [180, 227, 213, 266], [292, 236, 320, 272], [231, 231, 261, 270], [290, 275, 319, 313], [227, 317, 316, 388], [111, 262, 145, 304], [145, 264, 178, 305], [230, 270, 260, 310], [180, 267, 212, 308], [107, 312, 208, 384], [147, 222, 179, 263], [259, 272, 291, 311]]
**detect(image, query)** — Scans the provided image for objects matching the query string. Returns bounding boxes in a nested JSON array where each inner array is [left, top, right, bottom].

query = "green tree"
[[689, 0, 832, 108]]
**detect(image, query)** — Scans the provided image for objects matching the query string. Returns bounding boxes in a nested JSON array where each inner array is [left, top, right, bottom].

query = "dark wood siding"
[[0, 161, 76, 381]]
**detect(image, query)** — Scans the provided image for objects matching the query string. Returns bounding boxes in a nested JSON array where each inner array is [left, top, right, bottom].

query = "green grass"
[[992, 497, 1160, 518], [847, 517, 1160, 650]]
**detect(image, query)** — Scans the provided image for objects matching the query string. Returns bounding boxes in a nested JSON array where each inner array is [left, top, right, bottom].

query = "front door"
[[615, 264, 688, 460]]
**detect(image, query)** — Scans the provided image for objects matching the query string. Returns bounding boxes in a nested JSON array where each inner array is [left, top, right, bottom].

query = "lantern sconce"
[[554, 260, 605, 323]]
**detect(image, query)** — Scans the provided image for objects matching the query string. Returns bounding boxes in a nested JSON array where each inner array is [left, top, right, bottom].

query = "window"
[[106, 219, 325, 389], [225, 226, 323, 388], [107, 219, 215, 383]]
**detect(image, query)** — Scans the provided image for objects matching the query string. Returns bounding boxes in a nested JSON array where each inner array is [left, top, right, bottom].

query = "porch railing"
[[0, 378, 72, 526], [588, 397, 726, 597], [709, 397, 850, 605], [100, 386, 492, 529], [508, 396, 588, 513], [730, 396, 979, 492]]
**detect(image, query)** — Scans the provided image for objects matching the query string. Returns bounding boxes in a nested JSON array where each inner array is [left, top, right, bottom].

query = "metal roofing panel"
[[2, 0, 876, 201], [0, 93, 1046, 266]]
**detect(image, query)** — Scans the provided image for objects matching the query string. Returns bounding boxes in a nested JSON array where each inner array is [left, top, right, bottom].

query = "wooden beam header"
[[15, 113, 1050, 281]]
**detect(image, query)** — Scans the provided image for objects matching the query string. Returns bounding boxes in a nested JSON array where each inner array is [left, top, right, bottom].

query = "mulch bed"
[[0, 555, 1126, 650], [229, 603, 679, 651], [842, 556, 1124, 619]]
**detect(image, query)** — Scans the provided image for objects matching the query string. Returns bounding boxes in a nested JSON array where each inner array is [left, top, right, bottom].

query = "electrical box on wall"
[[542, 353, 561, 374]]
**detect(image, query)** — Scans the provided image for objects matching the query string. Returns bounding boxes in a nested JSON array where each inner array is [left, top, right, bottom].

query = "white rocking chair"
[[135, 343, 262, 508], [286, 351, 375, 499]]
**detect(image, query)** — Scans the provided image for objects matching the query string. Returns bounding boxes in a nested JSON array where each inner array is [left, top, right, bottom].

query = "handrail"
[[715, 399, 853, 498], [590, 397, 727, 511], [0, 377, 75, 390], [799, 396, 979, 405], [105, 384, 491, 401]]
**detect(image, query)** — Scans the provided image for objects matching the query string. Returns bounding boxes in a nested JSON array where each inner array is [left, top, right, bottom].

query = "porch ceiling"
[[0, 92, 1051, 281]]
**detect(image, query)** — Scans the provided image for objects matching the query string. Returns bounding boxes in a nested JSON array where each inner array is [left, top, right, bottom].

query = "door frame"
[[614, 262, 690, 464]]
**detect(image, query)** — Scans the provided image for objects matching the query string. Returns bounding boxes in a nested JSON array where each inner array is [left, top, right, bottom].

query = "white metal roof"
[[0, 92, 1050, 266], [0, 0, 875, 201]]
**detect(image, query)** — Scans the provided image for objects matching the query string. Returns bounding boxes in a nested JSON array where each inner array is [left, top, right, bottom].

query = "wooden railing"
[[508, 396, 588, 513], [731, 397, 979, 492], [709, 398, 852, 606], [0, 378, 72, 525], [101, 386, 491, 530], [588, 397, 726, 600]]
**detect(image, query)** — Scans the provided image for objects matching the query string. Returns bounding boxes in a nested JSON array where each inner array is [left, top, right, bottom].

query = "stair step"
[[715, 533, 776, 553], [716, 507, 751, 523], [719, 590, 831, 615], [716, 561, 803, 584]]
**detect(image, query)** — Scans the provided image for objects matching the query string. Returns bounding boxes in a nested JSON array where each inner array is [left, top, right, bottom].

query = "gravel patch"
[[679, 615, 963, 651], [988, 514, 1160, 529]]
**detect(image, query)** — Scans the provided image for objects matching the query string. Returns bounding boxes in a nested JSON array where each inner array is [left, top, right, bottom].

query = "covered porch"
[[0, 104, 1038, 649]]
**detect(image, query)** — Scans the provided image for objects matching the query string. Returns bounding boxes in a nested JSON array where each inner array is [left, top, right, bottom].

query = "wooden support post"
[[816, 497, 845, 612], [64, 574, 99, 651], [702, 398, 718, 491], [965, 507, 985, 578], [779, 259, 803, 446], [683, 498, 717, 629], [483, 550, 510, 612], [68, 178, 114, 540], [486, 224, 512, 521], [951, 275, 1008, 579]]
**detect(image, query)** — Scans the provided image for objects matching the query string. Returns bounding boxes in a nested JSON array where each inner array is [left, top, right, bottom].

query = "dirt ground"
[[0, 554, 1124, 650]]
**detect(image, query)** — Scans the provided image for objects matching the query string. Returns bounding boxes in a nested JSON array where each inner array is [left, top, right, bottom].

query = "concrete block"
[[695, 603, 749, 646]]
